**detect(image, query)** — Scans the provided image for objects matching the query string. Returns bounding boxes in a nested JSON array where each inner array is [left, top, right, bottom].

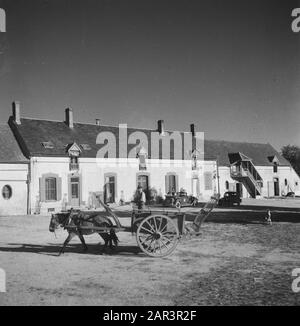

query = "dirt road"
[[0, 202, 299, 305]]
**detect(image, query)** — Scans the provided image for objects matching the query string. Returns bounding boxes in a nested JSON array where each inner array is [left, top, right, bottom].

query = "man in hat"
[[136, 185, 146, 211]]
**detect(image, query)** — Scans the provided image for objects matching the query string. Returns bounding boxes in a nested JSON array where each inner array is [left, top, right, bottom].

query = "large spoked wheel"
[[136, 215, 180, 257]]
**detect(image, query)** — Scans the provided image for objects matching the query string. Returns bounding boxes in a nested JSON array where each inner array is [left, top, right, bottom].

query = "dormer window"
[[268, 155, 279, 173], [80, 144, 91, 151], [191, 149, 200, 170], [67, 142, 81, 171], [41, 141, 54, 149], [137, 146, 147, 171]]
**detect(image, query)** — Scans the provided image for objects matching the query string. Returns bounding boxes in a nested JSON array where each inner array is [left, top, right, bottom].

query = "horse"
[[49, 209, 119, 255]]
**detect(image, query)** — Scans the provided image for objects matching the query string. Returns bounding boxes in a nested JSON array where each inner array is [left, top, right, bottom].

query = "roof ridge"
[[20, 118, 274, 147], [204, 138, 270, 146], [21, 116, 64, 123], [19, 117, 279, 153], [21, 117, 181, 133]]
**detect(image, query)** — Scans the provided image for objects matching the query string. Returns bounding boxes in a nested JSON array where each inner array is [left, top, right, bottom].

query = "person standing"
[[136, 185, 146, 211]]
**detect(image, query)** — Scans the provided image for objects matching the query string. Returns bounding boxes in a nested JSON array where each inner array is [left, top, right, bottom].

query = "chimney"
[[157, 120, 165, 135], [95, 119, 100, 126], [190, 124, 195, 137], [65, 108, 74, 128], [12, 101, 21, 125]]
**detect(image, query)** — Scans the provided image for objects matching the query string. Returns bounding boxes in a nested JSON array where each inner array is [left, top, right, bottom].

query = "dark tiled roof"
[[0, 124, 28, 163], [204, 139, 290, 166], [10, 118, 157, 158], [9, 117, 290, 166]]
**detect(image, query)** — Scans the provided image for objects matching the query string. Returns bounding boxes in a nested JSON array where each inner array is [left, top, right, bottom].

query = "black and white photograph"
[[0, 0, 300, 309]]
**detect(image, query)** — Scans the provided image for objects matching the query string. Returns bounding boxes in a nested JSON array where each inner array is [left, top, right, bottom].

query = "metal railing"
[[230, 166, 262, 195]]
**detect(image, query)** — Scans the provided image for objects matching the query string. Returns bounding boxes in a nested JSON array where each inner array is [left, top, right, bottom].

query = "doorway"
[[137, 174, 149, 192], [274, 178, 280, 196], [236, 183, 243, 198], [104, 175, 116, 203], [69, 176, 80, 207]]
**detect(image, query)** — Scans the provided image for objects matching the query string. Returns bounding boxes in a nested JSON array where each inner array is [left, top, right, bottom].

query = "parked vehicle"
[[218, 191, 241, 207], [163, 191, 198, 209], [286, 191, 295, 197]]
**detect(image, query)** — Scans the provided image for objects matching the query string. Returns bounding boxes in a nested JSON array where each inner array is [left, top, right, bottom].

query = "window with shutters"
[[39, 173, 62, 202], [45, 177, 57, 201], [204, 172, 213, 190]]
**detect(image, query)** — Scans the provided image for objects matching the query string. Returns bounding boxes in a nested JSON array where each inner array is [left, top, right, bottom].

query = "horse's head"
[[49, 212, 70, 232], [49, 213, 60, 232]]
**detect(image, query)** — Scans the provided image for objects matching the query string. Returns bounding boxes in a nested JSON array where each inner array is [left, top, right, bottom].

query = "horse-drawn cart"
[[49, 195, 219, 258]]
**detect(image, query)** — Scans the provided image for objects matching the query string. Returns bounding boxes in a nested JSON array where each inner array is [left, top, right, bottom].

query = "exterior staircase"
[[229, 153, 263, 198]]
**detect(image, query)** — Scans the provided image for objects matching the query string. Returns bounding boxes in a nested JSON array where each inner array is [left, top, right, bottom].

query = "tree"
[[281, 145, 300, 177]]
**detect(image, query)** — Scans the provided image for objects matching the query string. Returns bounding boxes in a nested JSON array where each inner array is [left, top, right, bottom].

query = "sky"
[[0, 0, 300, 151]]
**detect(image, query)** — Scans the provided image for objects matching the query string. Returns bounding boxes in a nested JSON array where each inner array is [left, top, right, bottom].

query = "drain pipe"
[[216, 156, 220, 197], [26, 159, 31, 215]]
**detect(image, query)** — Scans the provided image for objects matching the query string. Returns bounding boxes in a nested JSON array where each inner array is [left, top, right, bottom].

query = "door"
[[274, 178, 279, 196], [137, 175, 149, 201], [236, 183, 243, 197], [137, 175, 149, 192], [70, 177, 80, 207], [168, 175, 176, 193], [104, 176, 115, 203]]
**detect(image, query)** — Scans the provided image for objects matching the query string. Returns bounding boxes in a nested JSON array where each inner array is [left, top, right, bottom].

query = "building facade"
[[0, 102, 299, 215], [8, 103, 217, 215]]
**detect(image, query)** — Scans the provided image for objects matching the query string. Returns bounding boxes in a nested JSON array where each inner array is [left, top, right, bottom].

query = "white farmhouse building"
[[0, 102, 299, 215], [206, 142, 300, 199], [0, 124, 29, 215], [8, 103, 217, 215]]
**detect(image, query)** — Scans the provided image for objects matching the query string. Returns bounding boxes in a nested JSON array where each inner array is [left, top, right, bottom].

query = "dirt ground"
[[0, 198, 299, 306]]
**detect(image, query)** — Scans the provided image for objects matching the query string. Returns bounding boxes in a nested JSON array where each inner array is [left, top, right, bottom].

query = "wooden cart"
[[64, 195, 219, 258]]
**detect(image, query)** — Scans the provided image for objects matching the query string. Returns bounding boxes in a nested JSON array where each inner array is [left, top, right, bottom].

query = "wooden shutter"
[[39, 177, 45, 202], [197, 178, 200, 195], [204, 172, 213, 190], [165, 175, 169, 194], [57, 177, 62, 201], [175, 175, 179, 192]]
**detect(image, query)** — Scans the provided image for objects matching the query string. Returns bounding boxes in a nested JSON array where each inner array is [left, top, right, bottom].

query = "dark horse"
[[49, 209, 119, 255]]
